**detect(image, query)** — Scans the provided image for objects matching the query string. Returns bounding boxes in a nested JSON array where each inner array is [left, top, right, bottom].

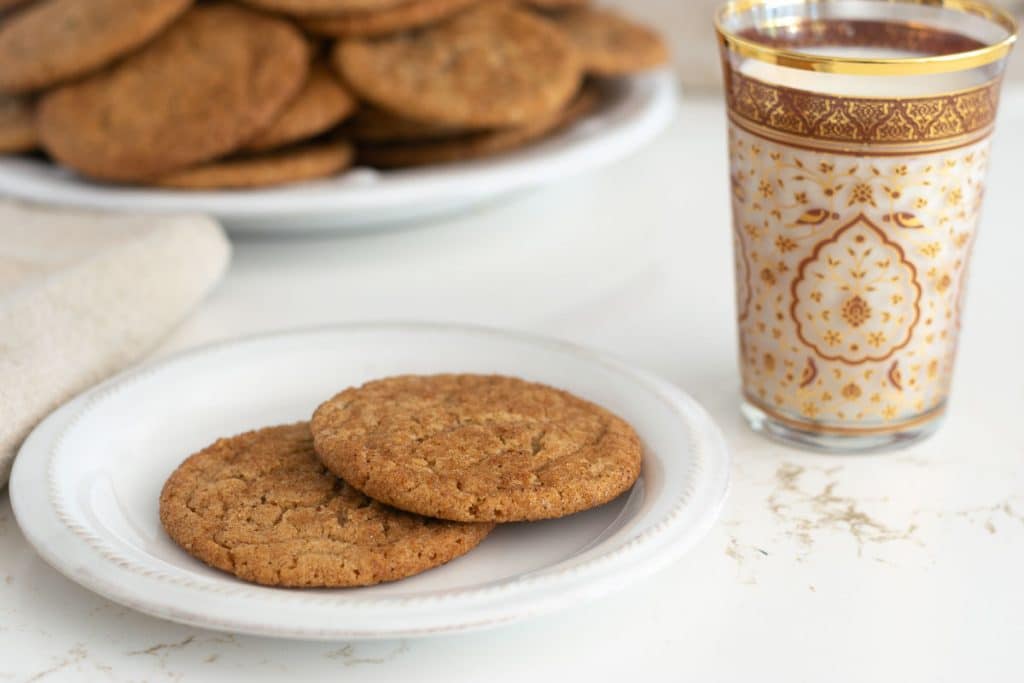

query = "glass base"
[[740, 400, 945, 454]]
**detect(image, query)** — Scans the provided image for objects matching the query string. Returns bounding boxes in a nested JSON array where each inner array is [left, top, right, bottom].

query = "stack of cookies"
[[159, 374, 643, 587], [0, 0, 668, 188]]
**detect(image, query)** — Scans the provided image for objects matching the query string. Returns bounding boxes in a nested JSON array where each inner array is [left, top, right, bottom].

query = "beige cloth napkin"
[[0, 201, 231, 487]]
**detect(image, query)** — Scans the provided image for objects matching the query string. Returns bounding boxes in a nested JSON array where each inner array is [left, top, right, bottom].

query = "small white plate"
[[10, 323, 728, 640], [0, 73, 677, 234]]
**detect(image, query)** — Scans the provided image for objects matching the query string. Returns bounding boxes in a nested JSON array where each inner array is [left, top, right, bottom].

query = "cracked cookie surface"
[[355, 80, 601, 168], [0, 0, 192, 94], [545, 6, 669, 76], [333, 3, 581, 128], [159, 422, 493, 587], [311, 374, 643, 522], [37, 3, 308, 182]]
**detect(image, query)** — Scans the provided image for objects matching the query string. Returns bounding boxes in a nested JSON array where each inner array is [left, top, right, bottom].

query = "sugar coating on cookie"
[[334, 4, 582, 128], [311, 374, 643, 522], [37, 3, 309, 182], [0, 0, 193, 94], [159, 423, 493, 587], [545, 6, 669, 76]]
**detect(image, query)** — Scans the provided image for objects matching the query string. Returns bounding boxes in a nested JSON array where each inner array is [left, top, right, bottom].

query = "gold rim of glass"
[[715, 0, 1019, 75]]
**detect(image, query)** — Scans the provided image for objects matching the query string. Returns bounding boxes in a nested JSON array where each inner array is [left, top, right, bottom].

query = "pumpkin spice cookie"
[[160, 423, 494, 587], [0, 94, 36, 153], [357, 81, 600, 168], [301, 0, 480, 39], [524, 0, 590, 9], [239, 0, 408, 16], [334, 4, 581, 128], [244, 63, 357, 152], [345, 105, 468, 144], [154, 140, 354, 189], [0, 0, 32, 14], [0, 0, 193, 94], [311, 374, 643, 523], [545, 6, 669, 76], [37, 3, 308, 182]]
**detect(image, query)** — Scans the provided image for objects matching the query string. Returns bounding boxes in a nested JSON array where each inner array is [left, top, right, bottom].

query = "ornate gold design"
[[721, 3, 1007, 436], [744, 391, 947, 435], [888, 361, 903, 391], [790, 214, 922, 365], [725, 69, 1001, 150], [799, 357, 817, 388], [733, 218, 752, 322], [729, 122, 988, 431], [716, 1, 1018, 76]]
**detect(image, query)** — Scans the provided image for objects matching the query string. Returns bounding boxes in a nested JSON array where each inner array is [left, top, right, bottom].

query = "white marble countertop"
[[3, 87, 1023, 682]]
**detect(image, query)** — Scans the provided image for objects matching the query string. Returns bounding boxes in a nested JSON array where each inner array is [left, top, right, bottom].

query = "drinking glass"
[[715, 0, 1018, 451]]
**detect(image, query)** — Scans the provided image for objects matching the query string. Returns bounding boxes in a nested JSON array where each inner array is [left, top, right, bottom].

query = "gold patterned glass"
[[716, 0, 1018, 452]]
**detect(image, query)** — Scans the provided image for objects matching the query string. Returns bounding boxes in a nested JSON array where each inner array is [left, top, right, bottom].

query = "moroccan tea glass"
[[715, 0, 1018, 452]]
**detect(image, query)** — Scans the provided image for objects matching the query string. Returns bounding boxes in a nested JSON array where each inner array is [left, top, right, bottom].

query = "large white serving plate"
[[10, 323, 728, 640], [0, 73, 677, 234]]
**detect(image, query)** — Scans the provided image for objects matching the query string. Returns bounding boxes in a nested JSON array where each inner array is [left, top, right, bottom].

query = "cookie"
[[154, 141, 354, 189], [239, 0, 407, 16], [524, 0, 590, 9], [301, 0, 480, 39], [334, 4, 581, 128], [311, 374, 643, 523], [244, 63, 357, 152], [0, 0, 32, 13], [0, 0, 193, 94], [37, 4, 308, 182], [345, 105, 468, 144], [357, 81, 600, 168], [0, 94, 36, 153], [545, 6, 669, 76], [160, 423, 493, 587]]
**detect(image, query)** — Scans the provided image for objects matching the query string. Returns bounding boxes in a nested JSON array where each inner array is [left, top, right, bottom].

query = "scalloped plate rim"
[[10, 322, 729, 640]]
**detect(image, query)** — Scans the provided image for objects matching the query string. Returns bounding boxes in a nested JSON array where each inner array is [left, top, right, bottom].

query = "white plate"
[[10, 323, 728, 640], [0, 73, 677, 234]]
